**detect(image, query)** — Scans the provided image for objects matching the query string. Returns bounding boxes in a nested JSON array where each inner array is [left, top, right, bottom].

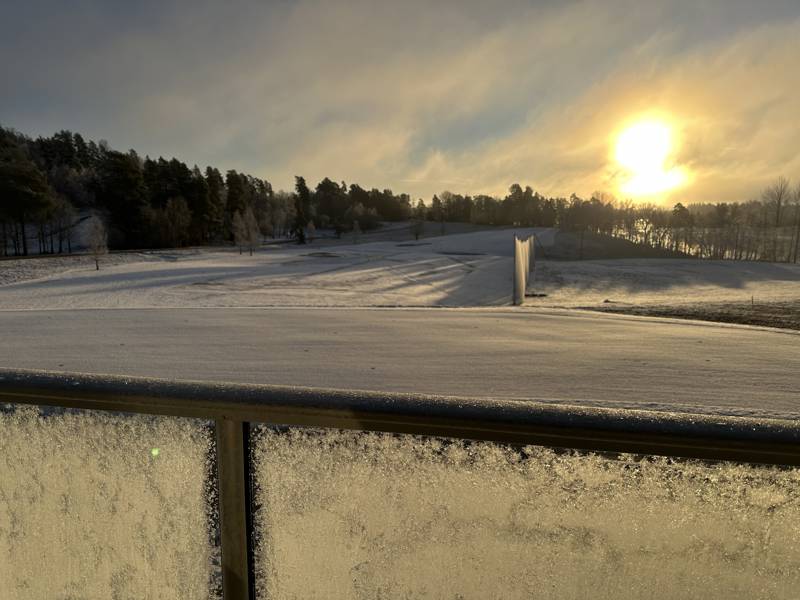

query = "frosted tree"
[[412, 198, 426, 240], [271, 204, 287, 238], [412, 219, 424, 240], [87, 215, 108, 270], [232, 210, 245, 254], [233, 207, 260, 255]]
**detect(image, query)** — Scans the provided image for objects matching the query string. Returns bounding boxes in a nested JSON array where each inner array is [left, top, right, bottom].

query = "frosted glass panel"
[[0, 405, 218, 599], [253, 427, 800, 600]]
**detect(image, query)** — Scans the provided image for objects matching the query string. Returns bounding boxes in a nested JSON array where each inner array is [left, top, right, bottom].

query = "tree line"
[[0, 126, 414, 255], [2, 125, 799, 263], [420, 182, 800, 263]]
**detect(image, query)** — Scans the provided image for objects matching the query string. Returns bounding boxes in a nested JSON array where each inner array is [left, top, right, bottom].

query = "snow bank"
[[253, 427, 800, 600], [0, 405, 217, 599]]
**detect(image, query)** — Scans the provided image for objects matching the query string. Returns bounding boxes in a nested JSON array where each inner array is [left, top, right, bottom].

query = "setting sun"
[[615, 120, 686, 198]]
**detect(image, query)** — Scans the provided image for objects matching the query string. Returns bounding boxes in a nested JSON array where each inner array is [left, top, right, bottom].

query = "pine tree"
[[0, 129, 53, 255], [293, 176, 310, 244], [205, 167, 226, 242], [94, 150, 148, 248]]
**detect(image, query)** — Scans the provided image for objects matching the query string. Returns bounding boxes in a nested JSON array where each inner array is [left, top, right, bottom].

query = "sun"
[[614, 119, 686, 198]]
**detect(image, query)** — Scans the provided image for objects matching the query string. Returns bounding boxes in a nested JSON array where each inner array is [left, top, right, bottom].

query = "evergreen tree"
[[0, 129, 54, 255], [187, 166, 210, 243], [226, 170, 246, 220], [94, 150, 149, 248], [293, 176, 310, 244], [205, 167, 226, 241], [314, 177, 348, 227]]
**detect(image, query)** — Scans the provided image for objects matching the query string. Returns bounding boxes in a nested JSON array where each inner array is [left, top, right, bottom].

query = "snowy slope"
[[0, 228, 547, 309], [3, 227, 798, 311]]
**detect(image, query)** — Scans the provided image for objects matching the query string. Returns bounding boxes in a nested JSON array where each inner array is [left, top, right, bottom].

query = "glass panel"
[[0, 405, 218, 599], [253, 427, 800, 600]]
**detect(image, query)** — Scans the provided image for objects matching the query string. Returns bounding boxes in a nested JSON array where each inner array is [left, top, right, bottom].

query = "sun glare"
[[614, 120, 686, 198]]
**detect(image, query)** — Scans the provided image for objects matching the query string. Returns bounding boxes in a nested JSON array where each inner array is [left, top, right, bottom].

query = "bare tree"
[[244, 207, 259, 255], [270, 191, 292, 238], [762, 177, 791, 261], [87, 215, 108, 270], [439, 190, 452, 235], [51, 197, 77, 254], [763, 176, 791, 227]]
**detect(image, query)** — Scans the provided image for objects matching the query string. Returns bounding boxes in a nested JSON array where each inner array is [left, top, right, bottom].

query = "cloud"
[[376, 3, 800, 203], [1, 0, 798, 202]]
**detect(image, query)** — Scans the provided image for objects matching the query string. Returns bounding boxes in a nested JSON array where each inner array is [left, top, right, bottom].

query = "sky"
[[1, 0, 799, 204]]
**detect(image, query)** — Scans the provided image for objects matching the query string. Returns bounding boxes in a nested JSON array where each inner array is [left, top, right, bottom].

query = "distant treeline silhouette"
[[1, 126, 798, 262]]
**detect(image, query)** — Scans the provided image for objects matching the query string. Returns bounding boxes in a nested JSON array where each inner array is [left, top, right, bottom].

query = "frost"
[[0, 405, 218, 599], [252, 428, 800, 600]]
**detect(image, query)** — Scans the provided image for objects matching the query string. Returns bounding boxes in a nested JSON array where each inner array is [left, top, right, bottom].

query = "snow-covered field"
[[0, 229, 548, 309], [2, 227, 799, 311], [0, 250, 167, 287], [1, 228, 799, 417], [532, 258, 800, 308]]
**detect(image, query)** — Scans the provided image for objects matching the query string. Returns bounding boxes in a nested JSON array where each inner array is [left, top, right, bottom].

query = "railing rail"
[[2, 368, 799, 599]]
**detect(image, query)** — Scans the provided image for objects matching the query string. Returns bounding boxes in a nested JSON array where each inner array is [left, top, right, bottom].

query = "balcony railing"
[[1, 368, 799, 599]]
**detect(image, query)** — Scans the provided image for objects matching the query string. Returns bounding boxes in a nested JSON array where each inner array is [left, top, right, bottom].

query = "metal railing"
[[1, 368, 799, 599]]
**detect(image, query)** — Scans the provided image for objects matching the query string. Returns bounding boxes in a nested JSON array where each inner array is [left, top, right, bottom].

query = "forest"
[[1, 126, 799, 263], [0, 126, 410, 254]]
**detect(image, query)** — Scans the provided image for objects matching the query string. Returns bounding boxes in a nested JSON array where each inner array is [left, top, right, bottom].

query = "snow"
[[253, 427, 800, 600], [0, 251, 166, 287], [2, 233, 533, 309], [2, 228, 798, 311], [531, 258, 800, 307], [0, 405, 217, 599], [1, 307, 797, 420], [1, 227, 798, 417], [2, 229, 799, 596]]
